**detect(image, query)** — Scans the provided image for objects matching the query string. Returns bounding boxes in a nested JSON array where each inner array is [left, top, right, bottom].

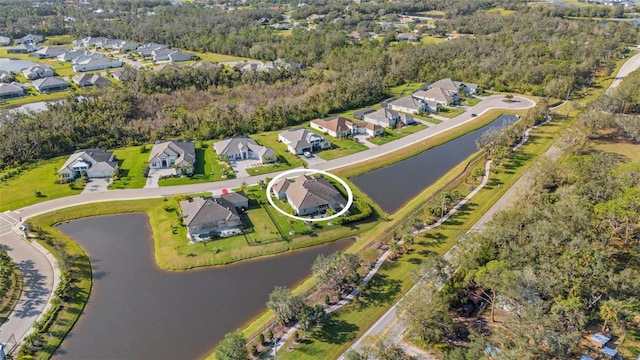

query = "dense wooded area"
[[398, 70, 640, 359], [1, 0, 639, 168]]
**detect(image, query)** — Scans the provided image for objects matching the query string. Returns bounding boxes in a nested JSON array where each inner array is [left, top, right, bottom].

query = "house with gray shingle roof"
[[0, 83, 25, 99], [72, 73, 112, 87], [429, 78, 479, 95], [58, 49, 91, 62], [58, 149, 118, 179], [272, 174, 347, 216], [0, 36, 11, 46], [387, 95, 437, 114], [22, 65, 54, 80], [363, 108, 414, 128], [72, 54, 122, 72], [16, 34, 44, 45], [32, 77, 69, 93], [30, 46, 69, 59], [148, 140, 196, 175], [413, 87, 458, 106], [213, 136, 276, 164], [7, 43, 41, 54], [0, 70, 14, 83], [278, 128, 330, 155], [179, 196, 245, 241]]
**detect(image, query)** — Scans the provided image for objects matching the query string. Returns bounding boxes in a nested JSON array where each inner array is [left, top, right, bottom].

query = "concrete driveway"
[[231, 159, 263, 178], [300, 154, 326, 166], [354, 135, 378, 148], [145, 168, 176, 188], [81, 178, 110, 193]]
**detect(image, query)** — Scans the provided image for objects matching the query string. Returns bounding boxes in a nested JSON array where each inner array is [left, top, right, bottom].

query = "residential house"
[[217, 192, 250, 211], [22, 65, 54, 80], [30, 46, 69, 59], [272, 174, 347, 216], [363, 108, 414, 128], [213, 137, 276, 163], [7, 43, 41, 54], [148, 140, 196, 175], [0, 83, 25, 99], [179, 196, 244, 241], [58, 149, 118, 179], [16, 34, 44, 45], [0, 70, 14, 83], [353, 108, 375, 120], [387, 95, 437, 114], [347, 31, 373, 41], [32, 77, 69, 93], [72, 55, 122, 72], [0, 36, 10, 46], [57, 49, 90, 62], [72, 73, 112, 87], [137, 43, 168, 59], [396, 32, 420, 42], [429, 78, 479, 95], [278, 128, 330, 155], [111, 67, 138, 81], [190, 61, 219, 71], [413, 87, 459, 106], [310, 116, 383, 138]]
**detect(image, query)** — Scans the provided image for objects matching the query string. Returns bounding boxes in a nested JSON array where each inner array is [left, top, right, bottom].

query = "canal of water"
[[55, 213, 353, 360], [351, 114, 517, 213]]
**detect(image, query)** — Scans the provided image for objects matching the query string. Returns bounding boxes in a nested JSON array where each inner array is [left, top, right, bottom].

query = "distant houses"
[[272, 174, 347, 216], [148, 140, 196, 175], [213, 137, 276, 163], [278, 128, 330, 155], [58, 149, 118, 180]]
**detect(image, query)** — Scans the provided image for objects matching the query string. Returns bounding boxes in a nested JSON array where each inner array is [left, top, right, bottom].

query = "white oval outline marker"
[[266, 168, 354, 222]]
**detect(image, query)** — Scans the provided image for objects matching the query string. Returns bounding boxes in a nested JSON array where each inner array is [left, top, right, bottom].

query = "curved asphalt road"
[[0, 94, 534, 353]]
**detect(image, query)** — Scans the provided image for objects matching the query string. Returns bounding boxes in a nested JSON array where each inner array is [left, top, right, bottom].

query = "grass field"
[[0, 156, 82, 212], [486, 7, 516, 15], [186, 50, 248, 63], [460, 96, 481, 107], [250, 131, 307, 169], [388, 82, 424, 98], [437, 106, 466, 118], [159, 141, 231, 186], [301, 125, 369, 160], [110, 145, 151, 189], [419, 35, 447, 45], [593, 140, 640, 162], [368, 123, 427, 146]]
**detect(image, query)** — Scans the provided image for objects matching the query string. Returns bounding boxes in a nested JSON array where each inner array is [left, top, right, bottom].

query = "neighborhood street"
[[0, 94, 536, 352]]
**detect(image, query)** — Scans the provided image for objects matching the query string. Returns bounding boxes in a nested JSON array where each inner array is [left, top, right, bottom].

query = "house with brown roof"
[[362, 108, 414, 128], [310, 116, 383, 138], [179, 196, 245, 241], [278, 128, 330, 155], [148, 140, 196, 175], [213, 136, 276, 163], [272, 174, 347, 216]]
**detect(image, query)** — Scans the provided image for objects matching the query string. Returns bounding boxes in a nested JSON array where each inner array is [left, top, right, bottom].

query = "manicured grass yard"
[[159, 141, 232, 186], [593, 141, 640, 163], [437, 106, 466, 118], [419, 35, 447, 45], [460, 96, 481, 107], [110, 145, 151, 189], [185, 50, 249, 63], [368, 123, 427, 146], [0, 156, 82, 212], [302, 125, 368, 160], [250, 131, 307, 171], [388, 82, 424, 98]]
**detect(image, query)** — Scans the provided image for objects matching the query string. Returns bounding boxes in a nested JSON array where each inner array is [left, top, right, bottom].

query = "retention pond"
[[55, 213, 353, 360], [351, 114, 517, 213]]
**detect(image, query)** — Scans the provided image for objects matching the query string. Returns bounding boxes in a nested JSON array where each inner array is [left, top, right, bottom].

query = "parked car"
[[471, 113, 478, 117], [304, 151, 313, 158]]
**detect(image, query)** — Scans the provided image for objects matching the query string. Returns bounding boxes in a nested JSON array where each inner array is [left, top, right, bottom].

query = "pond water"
[[351, 114, 517, 213], [55, 213, 353, 360], [0, 58, 45, 72]]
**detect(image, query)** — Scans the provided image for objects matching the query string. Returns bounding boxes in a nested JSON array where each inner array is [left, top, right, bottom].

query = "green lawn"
[[1, 91, 68, 108], [246, 157, 298, 176], [110, 145, 151, 189], [42, 35, 74, 46], [388, 82, 424, 98], [436, 106, 465, 118], [368, 123, 427, 146], [0, 156, 82, 212], [486, 7, 516, 15], [301, 125, 368, 161], [460, 96, 481, 107], [593, 141, 640, 163], [159, 141, 231, 186], [419, 35, 447, 45], [250, 131, 307, 168]]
